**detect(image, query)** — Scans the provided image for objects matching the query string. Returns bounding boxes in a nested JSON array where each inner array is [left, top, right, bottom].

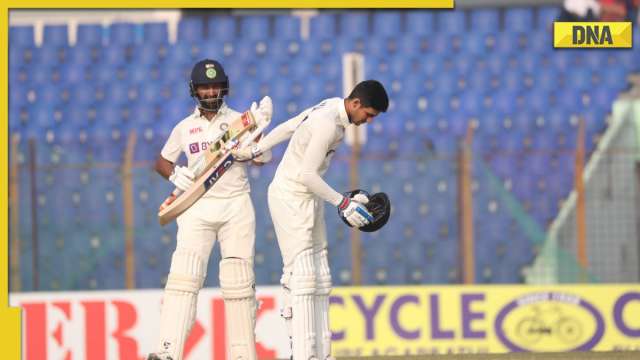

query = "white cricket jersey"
[[161, 103, 250, 199], [271, 97, 350, 205]]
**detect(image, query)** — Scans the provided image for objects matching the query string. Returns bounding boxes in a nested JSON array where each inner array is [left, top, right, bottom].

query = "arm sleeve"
[[254, 108, 312, 153], [160, 125, 182, 163], [299, 121, 344, 207]]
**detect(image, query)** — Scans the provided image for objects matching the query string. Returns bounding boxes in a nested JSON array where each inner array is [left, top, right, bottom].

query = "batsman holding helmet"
[[232, 80, 391, 359], [148, 59, 272, 360]]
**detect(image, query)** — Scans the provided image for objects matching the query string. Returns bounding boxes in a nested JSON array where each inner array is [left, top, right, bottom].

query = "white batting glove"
[[169, 165, 195, 192], [351, 193, 369, 205], [250, 96, 273, 128], [337, 196, 373, 228], [231, 144, 263, 162]]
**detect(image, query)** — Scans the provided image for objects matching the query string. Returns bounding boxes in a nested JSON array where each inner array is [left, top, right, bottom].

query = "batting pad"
[[314, 248, 332, 360], [219, 258, 257, 360], [291, 248, 317, 359], [158, 249, 206, 360]]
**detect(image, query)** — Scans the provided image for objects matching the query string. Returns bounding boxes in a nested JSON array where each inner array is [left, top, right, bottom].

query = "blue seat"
[[338, 12, 369, 38], [167, 43, 200, 67], [77, 24, 104, 46], [461, 32, 492, 55], [38, 43, 68, 66], [240, 16, 269, 40], [602, 67, 628, 92], [373, 11, 401, 36], [109, 22, 140, 45], [565, 68, 592, 91], [437, 11, 465, 33], [9, 45, 35, 70], [43, 25, 68, 46], [526, 91, 550, 114], [68, 44, 101, 66], [178, 18, 204, 43], [528, 31, 552, 54], [433, 72, 459, 95], [549, 51, 575, 71], [537, 6, 560, 30], [468, 70, 491, 91], [274, 15, 300, 39], [431, 34, 459, 54], [133, 43, 166, 65], [504, 8, 533, 32], [310, 13, 337, 39], [406, 11, 435, 36], [494, 32, 520, 54], [208, 16, 236, 41], [470, 9, 498, 32], [269, 38, 302, 60], [10, 25, 34, 46], [502, 69, 524, 91], [143, 22, 168, 44], [104, 45, 128, 65]]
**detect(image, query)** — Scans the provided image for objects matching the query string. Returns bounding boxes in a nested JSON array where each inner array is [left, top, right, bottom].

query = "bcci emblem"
[[205, 68, 217, 79]]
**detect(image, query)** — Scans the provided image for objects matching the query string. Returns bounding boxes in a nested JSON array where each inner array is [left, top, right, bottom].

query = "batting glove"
[[231, 144, 263, 162], [169, 165, 195, 192], [337, 196, 373, 228], [250, 96, 273, 128]]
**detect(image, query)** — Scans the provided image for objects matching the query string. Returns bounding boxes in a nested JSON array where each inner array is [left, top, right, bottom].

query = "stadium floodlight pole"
[[343, 52, 365, 286]]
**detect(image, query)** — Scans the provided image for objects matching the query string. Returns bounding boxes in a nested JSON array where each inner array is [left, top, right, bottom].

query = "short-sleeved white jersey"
[[160, 103, 250, 198], [271, 97, 350, 202]]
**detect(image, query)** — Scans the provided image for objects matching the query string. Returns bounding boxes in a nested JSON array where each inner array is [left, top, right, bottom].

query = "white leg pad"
[[157, 249, 206, 360], [219, 258, 257, 360], [290, 248, 317, 360], [314, 249, 332, 360], [280, 270, 293, 354]]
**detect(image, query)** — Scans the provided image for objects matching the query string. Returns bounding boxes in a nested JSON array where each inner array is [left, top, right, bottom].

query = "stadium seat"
[[109, 22, 141, 45], [240, 15, 270, 40], [76, 24, 104, 46], [470, 9, 499, 32], [178, 17, 204, 43], [143, 22, 169, 44], [310, 14, 337, 40], [68, 44, 101, 66], [43, 25, 69, 46], [38, 43, 68, 66], [406, 11, 435, 36], [504, 8, 533, 32], [437, 11, 465, 33], [274, 15, 301, 39], [208, 16, 237, 41], [537, 6, 560, 30], [339, 12, 369, 38], [372, 11, 401, 36], [9, 25, 34, 46], [104, 44, 129, 66]]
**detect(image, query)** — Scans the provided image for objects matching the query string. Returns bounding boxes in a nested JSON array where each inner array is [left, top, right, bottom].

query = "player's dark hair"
[[347, 80, 389, 112]]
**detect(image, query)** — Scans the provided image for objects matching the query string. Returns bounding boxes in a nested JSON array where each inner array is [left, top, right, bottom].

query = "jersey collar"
[[337, 98, 350, 128]]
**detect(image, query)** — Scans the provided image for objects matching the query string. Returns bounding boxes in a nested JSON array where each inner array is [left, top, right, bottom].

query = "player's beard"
[[196, 92, 225, 112]]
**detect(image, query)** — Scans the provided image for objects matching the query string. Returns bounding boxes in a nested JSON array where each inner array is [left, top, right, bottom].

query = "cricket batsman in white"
[[232, 80, 390, 359], [148, 59, 272, 360]]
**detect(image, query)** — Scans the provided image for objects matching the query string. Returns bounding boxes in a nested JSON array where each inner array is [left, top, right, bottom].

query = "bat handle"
[[159, 188, 183, 211]]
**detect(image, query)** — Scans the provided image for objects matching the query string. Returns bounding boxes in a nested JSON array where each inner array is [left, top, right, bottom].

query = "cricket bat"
[[158, 110, 269, 226]]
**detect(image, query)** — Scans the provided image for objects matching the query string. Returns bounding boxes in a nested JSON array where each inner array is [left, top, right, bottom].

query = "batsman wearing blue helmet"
[[148, 59, 272, 360]]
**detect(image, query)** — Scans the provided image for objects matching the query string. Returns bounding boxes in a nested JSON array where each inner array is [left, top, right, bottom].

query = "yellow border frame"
[[2, 3, 454, 359]]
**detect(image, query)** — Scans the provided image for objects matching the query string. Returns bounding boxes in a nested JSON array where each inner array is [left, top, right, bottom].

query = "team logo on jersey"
[[219, 122, 229, 132], [189, 142, 200, 154]]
